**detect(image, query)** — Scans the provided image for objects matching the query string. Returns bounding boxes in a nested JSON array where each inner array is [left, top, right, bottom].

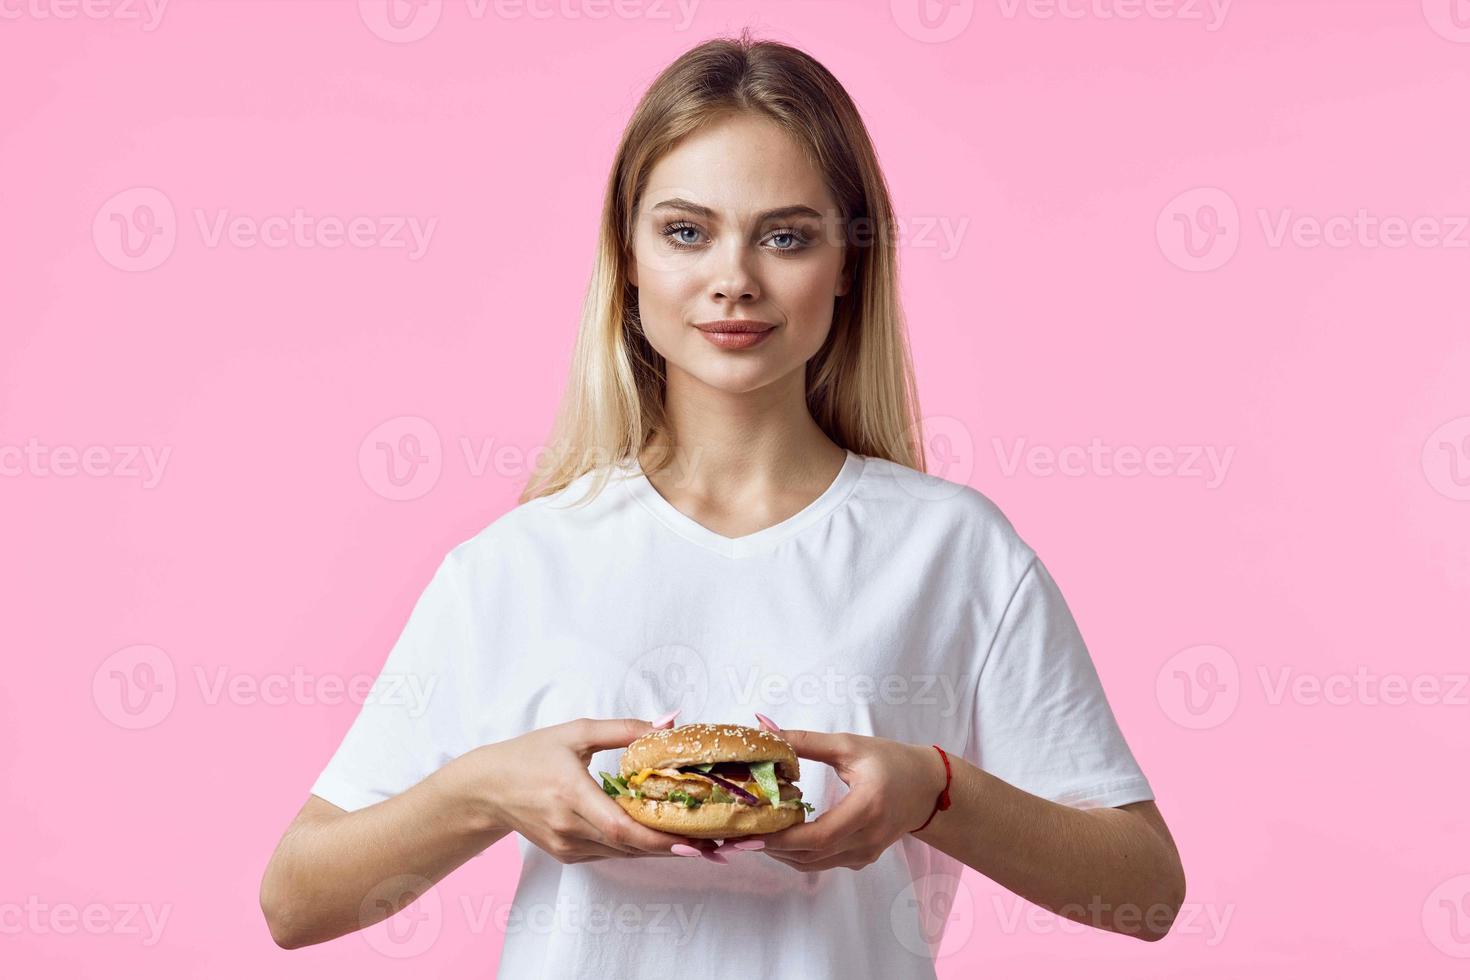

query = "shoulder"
[[854, 453, 1038, 578], [438, 463, 632, 573]]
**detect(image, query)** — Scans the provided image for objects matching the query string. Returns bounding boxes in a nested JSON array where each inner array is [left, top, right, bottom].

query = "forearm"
[[261, 747, 509, 949], [913, 756, 1183, 941]]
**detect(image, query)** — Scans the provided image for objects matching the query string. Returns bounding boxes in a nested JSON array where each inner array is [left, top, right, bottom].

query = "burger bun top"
[[619, 722, 799, 781]]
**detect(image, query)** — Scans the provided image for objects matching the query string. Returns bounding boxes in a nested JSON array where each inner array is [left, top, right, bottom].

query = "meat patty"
[[639, 776, 802, 805]]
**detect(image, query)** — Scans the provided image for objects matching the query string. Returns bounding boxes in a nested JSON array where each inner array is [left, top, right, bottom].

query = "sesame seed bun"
[[618, 723, 800, 781]]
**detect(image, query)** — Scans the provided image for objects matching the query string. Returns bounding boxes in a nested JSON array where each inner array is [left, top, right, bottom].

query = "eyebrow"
[[649, 198, 825, 223]]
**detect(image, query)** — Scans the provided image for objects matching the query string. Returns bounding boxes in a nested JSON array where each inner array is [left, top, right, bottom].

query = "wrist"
[[432, 744, 510, 841], [908, 743, 954, 837], [923, 743, 949, 798]]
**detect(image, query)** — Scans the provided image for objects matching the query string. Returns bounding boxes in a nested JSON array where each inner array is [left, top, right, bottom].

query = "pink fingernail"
[[733, 840, 765, 850], [754, 712, 782, 732], [651, 708, 680, 728], [701, 848, 729, 865], [670, 844, 701, 857]]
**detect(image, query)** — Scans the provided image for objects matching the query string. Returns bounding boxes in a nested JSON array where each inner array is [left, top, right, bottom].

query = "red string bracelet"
[[909, 745, 952, 834]]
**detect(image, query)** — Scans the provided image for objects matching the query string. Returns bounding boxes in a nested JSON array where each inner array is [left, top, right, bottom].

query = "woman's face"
[[627, 113, 850, 396]]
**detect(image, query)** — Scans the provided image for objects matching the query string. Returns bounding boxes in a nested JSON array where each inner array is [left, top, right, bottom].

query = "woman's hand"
[[752, 718, 948, 873], [468, 715, 727, 864]]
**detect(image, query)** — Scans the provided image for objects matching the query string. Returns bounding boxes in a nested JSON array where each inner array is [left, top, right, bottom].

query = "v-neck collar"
[[615, 450, 865, 558]]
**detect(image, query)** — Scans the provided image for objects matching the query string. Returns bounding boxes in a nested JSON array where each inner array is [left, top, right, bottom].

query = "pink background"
[[4, 0, 1468, 975]]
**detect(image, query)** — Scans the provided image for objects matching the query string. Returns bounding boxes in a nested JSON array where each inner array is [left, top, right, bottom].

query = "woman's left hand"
[[753, 720, 948, 873]]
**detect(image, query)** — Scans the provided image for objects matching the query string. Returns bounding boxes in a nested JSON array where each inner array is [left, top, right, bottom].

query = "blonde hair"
[[519, 30, 926, 505]]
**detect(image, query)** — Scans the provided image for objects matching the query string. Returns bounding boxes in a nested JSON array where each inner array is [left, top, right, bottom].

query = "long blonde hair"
[[519, 30, 926, 505]]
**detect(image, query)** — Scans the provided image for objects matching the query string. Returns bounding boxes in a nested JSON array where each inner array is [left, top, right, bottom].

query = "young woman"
[[261, 32, 1184, 978]]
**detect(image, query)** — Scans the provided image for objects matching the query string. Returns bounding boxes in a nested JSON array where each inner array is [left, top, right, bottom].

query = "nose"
[[709, 241, 760, 303]]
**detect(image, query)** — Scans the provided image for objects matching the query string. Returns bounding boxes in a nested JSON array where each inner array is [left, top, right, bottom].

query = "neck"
[[640, 365, 844, 495]]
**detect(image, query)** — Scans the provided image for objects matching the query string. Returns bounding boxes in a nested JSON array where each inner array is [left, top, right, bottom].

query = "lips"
[[694, 320, 777, 334], [693, 319, 778, 351]]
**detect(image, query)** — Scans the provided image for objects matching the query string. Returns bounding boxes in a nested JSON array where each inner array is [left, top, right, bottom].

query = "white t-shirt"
[[310, 449, 1155, 978]]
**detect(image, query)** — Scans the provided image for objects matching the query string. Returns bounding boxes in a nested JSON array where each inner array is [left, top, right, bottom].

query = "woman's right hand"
[[463, 715, 729, 864], [260, 713, 731, 949]]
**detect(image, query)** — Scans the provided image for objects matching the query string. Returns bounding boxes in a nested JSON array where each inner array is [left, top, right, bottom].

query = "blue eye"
[[658, 222, 812, 253], [765, 228, 813, 251], [662, 223, 702, 248]]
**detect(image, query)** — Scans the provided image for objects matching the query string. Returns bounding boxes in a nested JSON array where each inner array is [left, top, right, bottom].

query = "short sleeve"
[[309, 552, 478, 813], [969, 555, 1155, 810]]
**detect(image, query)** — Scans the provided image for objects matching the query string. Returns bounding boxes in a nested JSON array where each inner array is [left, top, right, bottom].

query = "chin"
[[679, 359, 786, 395]]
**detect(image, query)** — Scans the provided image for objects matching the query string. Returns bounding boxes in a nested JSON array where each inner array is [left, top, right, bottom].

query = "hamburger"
[[600, 722, 815, 838]]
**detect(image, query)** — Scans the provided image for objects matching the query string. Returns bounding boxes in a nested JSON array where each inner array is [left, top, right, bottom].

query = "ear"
[[835, 262, 852, 298]]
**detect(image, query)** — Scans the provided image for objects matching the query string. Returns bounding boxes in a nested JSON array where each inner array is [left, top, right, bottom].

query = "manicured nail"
[[733, 840, 765, 850], [651, 708, 680, 728], [670, 844, 701, 857], [754, 712, 781, 732]]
